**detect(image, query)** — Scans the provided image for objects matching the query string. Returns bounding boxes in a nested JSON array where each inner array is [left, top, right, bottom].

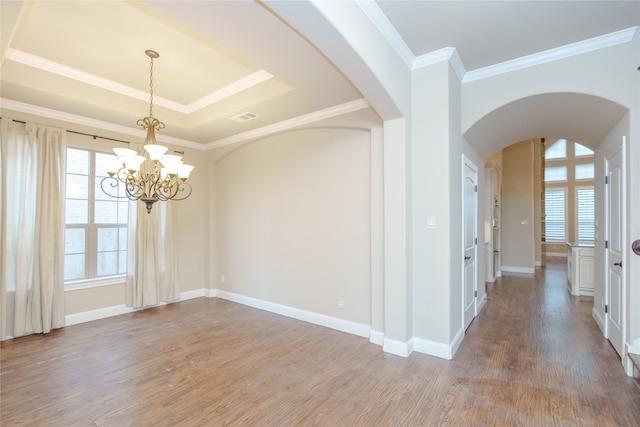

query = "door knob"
[[614, 261, 623, 267]]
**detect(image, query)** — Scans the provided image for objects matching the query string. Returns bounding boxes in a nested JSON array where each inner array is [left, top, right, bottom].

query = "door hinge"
[[605, 176, 608, 185], [475, 185, 478, 192], [605, 304, 608, 313], [605, 240, 608, 249], [474, 290, 478, 298], [475, 237, 478, 245]]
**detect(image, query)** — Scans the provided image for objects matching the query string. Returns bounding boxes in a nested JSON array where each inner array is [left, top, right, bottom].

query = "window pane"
[[118, 250, 127, 275], [544, 166, 567, 182], [545, 139, 566, 160], [95, 200, 120, 224], [96, 176, 120, 200], [575, 163, 594, 180], [575, 142, 594, 157], [98, 228, 119, 251], [66, 199, 89, 224], [577, 188, 595, 241], [66, 148, 89, 174], [64, 254, 85, 281], [66, 174, 89, 199], [97, 251, 118, 276], [95, 152, 118, 177], [65, 228, 85, 253], [544, 190, 566, 241]]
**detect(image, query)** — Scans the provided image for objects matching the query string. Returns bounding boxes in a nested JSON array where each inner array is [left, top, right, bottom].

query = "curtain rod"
[[1, 117, 131, 145], [1, 117, 186, 154]]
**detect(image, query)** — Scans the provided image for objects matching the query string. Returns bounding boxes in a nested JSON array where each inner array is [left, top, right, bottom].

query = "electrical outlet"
[[337, 297, 345, 309]]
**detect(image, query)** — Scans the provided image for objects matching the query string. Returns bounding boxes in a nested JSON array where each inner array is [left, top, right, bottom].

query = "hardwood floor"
[[2, 258, 639, 426]]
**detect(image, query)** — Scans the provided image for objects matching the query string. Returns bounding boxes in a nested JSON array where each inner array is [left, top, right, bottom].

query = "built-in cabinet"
[[566, 242, 595, 296], [485, 165, 501, 282]]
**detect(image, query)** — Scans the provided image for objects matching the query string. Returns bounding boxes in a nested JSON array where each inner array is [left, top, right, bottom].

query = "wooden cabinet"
[[567, 243, 594, 296]]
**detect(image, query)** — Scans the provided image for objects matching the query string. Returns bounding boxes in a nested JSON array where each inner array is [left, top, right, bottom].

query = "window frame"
[[64, 146, 128, 289]]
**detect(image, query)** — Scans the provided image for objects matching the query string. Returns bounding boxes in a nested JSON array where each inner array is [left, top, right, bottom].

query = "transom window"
[[545, 139, 567, 160], [64, 147, 128, 284]]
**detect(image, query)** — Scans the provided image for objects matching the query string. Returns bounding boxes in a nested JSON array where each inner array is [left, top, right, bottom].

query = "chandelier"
[[101, 50, 194, 214]]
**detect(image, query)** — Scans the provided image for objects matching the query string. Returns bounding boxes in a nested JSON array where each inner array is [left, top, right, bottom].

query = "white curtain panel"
[[125, 145, 180, 309], [0, 118, 66, 340]]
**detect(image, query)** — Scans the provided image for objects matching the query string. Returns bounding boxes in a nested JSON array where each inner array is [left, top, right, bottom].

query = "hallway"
[[455, 256, 640, 425], [2, 259, 640, 426]]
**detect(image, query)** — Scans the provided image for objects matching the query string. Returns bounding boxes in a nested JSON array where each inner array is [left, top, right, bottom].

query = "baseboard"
[[477, 294, 487, 313], [369, 329, 385, 346], [383, 337, 413, 357], [65, 288, 207, 326], [215, 289, 371, 339], [501, 265, 535, 274], [592, 307, 605, 335], [65, 304, 133, 326], [413, 334, 458, 360]]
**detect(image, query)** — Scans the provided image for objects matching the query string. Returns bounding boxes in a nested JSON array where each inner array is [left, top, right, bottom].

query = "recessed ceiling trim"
[[207, 98, 370, 149], [0, 98, 205, 150], [187, 70, 273, 112], [463, 26, 639, 83], [5, 48, 187, 112], [5, 48, 275, 115]]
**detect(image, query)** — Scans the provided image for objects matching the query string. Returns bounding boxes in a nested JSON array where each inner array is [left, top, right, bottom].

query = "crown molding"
[[206, 98, 370, 149], [463, 26, 639, 83], [0, 98, 205, 150], [355, 0, 414, 68]]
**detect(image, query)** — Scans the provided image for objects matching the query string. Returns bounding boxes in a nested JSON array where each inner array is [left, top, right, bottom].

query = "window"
[[574, 142, 594, 157], [575, 163, 594, 180], [64, 147, 128, 284], [545, 139, 567, 160], [544, 166, 567, 182], [576, 187, 595, 242], [544, 189, 566, 242]]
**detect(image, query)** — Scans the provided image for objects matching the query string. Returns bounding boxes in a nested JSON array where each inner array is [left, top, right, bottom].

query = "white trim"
[[477, 293, 487, 314], [413, 336, 456, 360], [501, 265, 535, 274], [592, 307, 606, 335], [383, 337, 413, 357], [206, 99, 370, 149], [463, 27, 639, 83], [215, 289, 371, 339], [64, 288, 206, 326], [369, 330, 385, 346], [0, 98, 204, 150], [5, 48, 273, 115], [65, 304, 132, 326], [355, 0, 414, 68]]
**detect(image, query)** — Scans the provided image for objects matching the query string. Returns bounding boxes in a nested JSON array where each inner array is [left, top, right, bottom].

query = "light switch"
[[427, 216, 436, 229]]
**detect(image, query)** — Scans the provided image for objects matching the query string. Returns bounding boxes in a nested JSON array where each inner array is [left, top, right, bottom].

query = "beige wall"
[[212, 126, 374, 326], [501, 141, 535, 272]]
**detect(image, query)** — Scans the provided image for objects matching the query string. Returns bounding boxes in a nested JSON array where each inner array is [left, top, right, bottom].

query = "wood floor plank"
[[2, 258, 639, 426]]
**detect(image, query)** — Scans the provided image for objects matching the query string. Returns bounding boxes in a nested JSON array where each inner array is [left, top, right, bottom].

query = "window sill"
[[65, 275, 126, 291]]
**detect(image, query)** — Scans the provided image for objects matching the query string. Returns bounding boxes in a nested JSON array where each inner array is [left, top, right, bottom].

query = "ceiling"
[[1, 1, 638, 150]]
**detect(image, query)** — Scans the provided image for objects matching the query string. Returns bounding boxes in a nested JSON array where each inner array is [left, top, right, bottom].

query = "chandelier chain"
[[149, 55, 154, 119]]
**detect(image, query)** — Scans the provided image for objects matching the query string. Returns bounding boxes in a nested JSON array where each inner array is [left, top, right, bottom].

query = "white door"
[[605, 143, 625, 357], [463, 157, 478, 330]]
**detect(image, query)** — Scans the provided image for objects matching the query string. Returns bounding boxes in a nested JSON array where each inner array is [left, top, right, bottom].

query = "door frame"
[[462, 155, 479, 330], [604, 137, 626, 360]]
